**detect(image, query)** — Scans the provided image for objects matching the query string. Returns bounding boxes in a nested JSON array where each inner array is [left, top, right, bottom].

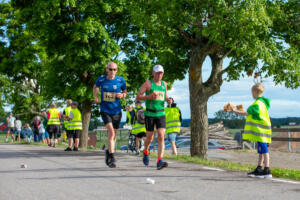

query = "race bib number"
[[154, 91, 165, 101], [103, 92, 116, 102]]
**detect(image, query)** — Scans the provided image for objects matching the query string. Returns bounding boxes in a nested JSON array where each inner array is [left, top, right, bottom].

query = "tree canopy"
[[129, 0, 300, 157]]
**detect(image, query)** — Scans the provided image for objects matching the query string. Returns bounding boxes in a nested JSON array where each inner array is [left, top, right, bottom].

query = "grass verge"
[[150, 153, 300, 181]]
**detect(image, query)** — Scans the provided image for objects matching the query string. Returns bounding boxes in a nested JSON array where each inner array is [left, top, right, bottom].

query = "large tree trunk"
[[189, 46, 224, 158], [189, 47, 209, 158], [80, 99, 92, 150]]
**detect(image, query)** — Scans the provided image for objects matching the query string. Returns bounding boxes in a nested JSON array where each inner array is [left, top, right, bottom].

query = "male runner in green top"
[[136, 65, 171, 170]]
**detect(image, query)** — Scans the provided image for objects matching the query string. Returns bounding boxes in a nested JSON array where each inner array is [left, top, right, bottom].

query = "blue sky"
[[168, 75, 300, 119], [167, 57, 300, 119], [125, 57, 300, 120]]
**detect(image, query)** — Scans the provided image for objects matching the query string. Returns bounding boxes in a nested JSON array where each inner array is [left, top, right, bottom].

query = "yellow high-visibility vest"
[[243, 99, 272, 143], [131, 107, 146, 135], [165, 107, 181, 134], [69, 108, 82, 130], [47, 108, 60, 125], [64, 106, 72, 130]]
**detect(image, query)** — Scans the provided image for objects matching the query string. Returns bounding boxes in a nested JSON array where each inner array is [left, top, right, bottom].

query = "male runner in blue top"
[[93, 62, 127, 168]]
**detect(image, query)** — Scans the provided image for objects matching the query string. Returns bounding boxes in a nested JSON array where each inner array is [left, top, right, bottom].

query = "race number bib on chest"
[[103, 92, 116, 102], [154, 91, 165, 101]]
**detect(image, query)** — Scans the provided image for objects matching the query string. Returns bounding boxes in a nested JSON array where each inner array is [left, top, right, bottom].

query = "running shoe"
[[247, 166, 263, 178], [105, 150, 110, 166], [157, 160, 168, 170], [108, 154, 116, 168], [64, 147, 72, 151], [73, 147, 78, 151], [143, 151, 149, 166]]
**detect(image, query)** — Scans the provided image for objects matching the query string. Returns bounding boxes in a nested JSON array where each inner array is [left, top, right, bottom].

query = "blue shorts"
[[257, 142, 269, 154], [44, 131, 49, 138], [168, 133, 178, 142]]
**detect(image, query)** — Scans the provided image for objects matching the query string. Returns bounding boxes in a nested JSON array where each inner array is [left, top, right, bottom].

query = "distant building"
[[0, 123, 7, 131], [289, 122, 297, 126]]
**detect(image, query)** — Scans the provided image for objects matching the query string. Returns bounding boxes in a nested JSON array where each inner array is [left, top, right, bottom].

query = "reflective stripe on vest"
[[131, 123, 146, 135], [69, 108, 82, 130], [243, 100, 272, 143], [48, 108, 60, 125], [64, 106, 72, 130], [165, 107, 181, 134]]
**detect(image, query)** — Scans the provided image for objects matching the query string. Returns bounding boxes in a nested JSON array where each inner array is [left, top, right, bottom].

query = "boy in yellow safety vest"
[[228, 83, 272, 178]]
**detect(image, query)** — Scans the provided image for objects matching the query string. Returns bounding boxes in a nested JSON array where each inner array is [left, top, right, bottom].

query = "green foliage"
[[0, 2, 48, 121], [129, 0, 299, 86], [214, 110, 245, 128]]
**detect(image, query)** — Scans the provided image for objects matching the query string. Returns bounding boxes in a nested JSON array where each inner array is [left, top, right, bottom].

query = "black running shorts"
[[136, 132, 146, 138], [67, 130, 81, 139], [145, 116, 166, 131], [100, 112, 122, 129], [47, 125, 60, 139]]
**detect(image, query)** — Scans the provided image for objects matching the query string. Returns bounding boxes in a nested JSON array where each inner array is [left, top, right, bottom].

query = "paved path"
[[0, 143, 299, 200]]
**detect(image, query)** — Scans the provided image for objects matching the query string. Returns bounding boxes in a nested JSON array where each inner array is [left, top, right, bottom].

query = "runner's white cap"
[[153, 65, 164, 73]]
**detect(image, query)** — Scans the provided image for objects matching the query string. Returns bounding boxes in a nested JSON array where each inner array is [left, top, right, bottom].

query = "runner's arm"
[[136, 81, 155, 101], [164, 81, 172, 104]]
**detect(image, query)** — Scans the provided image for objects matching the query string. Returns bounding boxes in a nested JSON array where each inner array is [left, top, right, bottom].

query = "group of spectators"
[[5, 112, 50, 144], [3, 99, 81, 152]]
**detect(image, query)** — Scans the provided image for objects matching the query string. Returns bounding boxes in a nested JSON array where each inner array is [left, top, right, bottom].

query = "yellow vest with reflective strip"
[[69, 108, 82, 130], [64, 106, 72, 130], [165, 107, 181, 134], [131, 107, 146, 135], [243, 99, 272, 143], [126, 111, 132, 125], [47, 108, 60, 125]]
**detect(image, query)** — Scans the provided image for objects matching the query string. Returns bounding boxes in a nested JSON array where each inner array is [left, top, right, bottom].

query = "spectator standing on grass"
[[93, 62, 127, 168], [65, 101, 82, 151], [42, 112, 51, 146], [63, 99, 73, 150], [6, 112, 15, 142], [228, 83, 272, 178], [165, 97, 182, 156], [131, 100, 146, 155], [47, 104, 61, 148], [15, 117, 22, 142], [32, 115, 42, 143]]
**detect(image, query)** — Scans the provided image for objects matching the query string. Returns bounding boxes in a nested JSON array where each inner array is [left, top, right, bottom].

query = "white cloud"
[[170, 76, 300, 119]]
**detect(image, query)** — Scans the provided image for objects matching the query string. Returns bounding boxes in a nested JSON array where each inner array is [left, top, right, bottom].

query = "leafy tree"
[[10, 0, 151, 148], [214, 110, 245, 128], [0, 2, 47, 121], [129, 0, 300, 158]]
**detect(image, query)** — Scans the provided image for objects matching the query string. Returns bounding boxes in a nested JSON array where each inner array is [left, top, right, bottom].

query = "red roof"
[[0, 123, 7, 131]]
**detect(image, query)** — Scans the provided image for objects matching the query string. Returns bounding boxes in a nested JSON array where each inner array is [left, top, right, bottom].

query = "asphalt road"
[[0, 143, 299, 200]]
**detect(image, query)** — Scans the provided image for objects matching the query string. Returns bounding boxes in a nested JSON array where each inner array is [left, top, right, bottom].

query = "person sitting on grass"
[[21, 123, 33, 143]]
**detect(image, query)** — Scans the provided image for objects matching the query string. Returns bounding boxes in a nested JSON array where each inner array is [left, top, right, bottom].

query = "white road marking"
[[202, 166, 225, 172], [272, 178, 300, 185]]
